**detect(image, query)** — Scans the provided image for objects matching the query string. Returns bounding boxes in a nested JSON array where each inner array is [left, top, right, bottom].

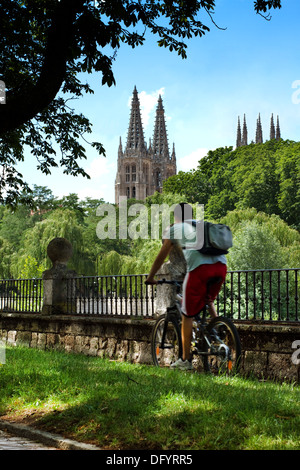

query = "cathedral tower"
[[236, 114, 248, 147], [255, 113, 263, 143], [270, 113, 275, 140], [236, 116, 241, 147], [115, 87, 176, 204], [236, 113, 282, 147], [242, 114, 248, 146], [276, 115, 281, 141]]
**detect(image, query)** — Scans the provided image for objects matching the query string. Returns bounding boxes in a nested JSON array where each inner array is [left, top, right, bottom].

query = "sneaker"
[[170, 358, 193, 371]]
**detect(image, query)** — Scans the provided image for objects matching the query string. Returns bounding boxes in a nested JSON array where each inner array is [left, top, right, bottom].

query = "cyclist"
[[145, 203, 227, 370]]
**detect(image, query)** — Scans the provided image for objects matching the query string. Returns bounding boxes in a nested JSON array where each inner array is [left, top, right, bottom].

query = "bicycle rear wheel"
[[151, 314, 182, 367], [205, 316, 241, 375]]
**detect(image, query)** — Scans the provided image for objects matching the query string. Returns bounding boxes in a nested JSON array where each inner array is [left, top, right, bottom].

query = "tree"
[[20, 185, 57, 217], [0, 204, 34, 250], [163, 169, 210, 205], [163, 141, 300, 228], [11, 208, 89, 276], [221, 208, 300, 269], [0, 0, 282, 205], [0, 237, 14, 278], [276, 142, 300, 229], [227, 221, 284, 270]]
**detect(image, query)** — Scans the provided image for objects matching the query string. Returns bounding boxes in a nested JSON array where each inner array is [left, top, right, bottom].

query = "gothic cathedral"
[[236, 113, 281, 147], [115, 86, 177, 204]]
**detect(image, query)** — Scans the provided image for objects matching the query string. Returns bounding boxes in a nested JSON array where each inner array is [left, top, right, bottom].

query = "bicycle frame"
[[153, 278, 241, 373]]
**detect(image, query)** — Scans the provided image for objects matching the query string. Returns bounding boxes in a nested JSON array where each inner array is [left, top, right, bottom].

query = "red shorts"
[[182, 262, 227, 317]]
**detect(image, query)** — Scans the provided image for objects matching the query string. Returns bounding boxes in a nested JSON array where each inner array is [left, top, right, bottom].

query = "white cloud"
[[76, 185, 111, 202], [85, 156, 116, 179], [127, 87, 165, 128], [178, 148, 208, 172]]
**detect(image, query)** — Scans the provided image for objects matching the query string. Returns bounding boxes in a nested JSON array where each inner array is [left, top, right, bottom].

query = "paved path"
[[0, 429, 57, 450], [0, 421, 101, 451]]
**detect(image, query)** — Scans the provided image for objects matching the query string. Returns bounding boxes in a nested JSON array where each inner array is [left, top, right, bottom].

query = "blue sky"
[[18, 0, 300, 203]]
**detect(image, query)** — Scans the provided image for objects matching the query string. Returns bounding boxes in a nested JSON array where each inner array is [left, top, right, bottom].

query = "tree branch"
[[204, 7, 227, 31], [0, 0, 83, 135]]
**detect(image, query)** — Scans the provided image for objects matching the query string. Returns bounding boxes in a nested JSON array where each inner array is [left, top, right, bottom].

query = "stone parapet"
[[0, 312, 299, 382]]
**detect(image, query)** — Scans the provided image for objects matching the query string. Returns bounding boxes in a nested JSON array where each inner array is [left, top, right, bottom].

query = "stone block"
[[106, 338, 117, 358], [37, 333, 47, 350], [7, 330, 16, 346], [16, 331, 31, 347], [115, 340, 129, 361], [244, 350, 268, 378], [89, 337, 99, 356], [64, 334, 75, 352], [268, 353, 298, 381], [46, 333, 60, 349], [31, 332, 38, 348]]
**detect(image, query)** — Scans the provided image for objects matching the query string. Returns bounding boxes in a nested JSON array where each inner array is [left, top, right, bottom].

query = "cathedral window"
[[143, 164, 149, 183], [125, 165, 130, 182], [132, 186, 136, 198], [132, 165, 136, 182], [155, 170, 161, 188], [126, 187, 130, 198]]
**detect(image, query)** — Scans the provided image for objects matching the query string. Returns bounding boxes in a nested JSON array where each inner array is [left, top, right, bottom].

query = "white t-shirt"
[[163, 222, 227, 272]]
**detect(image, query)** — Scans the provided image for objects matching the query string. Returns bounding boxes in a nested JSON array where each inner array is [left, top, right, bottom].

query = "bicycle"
[[151, 278, 242, 375]]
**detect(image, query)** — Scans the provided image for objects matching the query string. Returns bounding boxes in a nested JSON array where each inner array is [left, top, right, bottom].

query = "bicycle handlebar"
[[156, 278, 183, 286], [144, 278, 183, 287]]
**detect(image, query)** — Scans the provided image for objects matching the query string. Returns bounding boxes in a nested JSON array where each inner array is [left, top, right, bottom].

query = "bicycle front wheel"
[[206, 316, 241, 375], [151, 314, 182, 367]]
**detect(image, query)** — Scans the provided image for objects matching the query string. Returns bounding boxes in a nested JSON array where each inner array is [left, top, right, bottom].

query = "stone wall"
[[236, 322, 300, 382], [0, 313, 154, 364], [0, 312, 299, 382]]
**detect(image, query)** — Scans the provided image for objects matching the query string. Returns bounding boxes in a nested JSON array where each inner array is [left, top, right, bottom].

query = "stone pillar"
[[155, 244, 186, 315], [42, 238, 77, 315]]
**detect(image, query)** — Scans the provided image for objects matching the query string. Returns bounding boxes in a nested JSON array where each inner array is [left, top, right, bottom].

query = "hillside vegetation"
[[0, 140, 299, 278]]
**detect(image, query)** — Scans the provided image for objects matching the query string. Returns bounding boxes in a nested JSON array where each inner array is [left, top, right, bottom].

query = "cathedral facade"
[[115, 86, 177, 204]]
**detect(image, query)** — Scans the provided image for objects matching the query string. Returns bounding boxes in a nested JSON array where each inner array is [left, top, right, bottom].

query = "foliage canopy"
[[0, 0, 282, 205], [163, 140, 300, 230]]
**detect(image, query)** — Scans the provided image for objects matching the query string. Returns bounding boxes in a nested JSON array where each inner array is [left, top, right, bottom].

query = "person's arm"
[[145, 239, 173, 284]]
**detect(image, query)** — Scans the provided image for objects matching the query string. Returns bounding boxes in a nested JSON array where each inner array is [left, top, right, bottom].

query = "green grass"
[[0, 346, 299, 450]]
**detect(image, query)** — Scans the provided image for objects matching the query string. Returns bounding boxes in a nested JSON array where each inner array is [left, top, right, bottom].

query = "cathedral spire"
[[118, 137, 123, 157], [125, 86, 145, 153], [152, 94, 169, 159], [256, 113, 263, 143], [270, 113, 275, 140], [236, 116, 241, 147], [276, 115, 281, 141], [242, 114, 248, 146], [171, 142, 176, 161]]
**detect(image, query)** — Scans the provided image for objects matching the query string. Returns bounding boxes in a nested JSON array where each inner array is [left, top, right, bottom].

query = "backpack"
[[183, 220, 233, 255]]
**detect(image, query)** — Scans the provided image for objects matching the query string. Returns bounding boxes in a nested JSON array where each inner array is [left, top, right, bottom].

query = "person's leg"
[[208, 301, 218, 319], [206, 263, 227, 319], [180, 267, 206, 363], [181, 315, 193, 361]]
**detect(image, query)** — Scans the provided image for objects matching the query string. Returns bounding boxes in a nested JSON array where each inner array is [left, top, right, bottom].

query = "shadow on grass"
[[0, 347, 299, 450]]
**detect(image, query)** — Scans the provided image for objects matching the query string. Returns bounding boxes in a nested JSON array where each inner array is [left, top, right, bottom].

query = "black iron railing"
[[0, 268, 299, 322], [216, 268, 299, 322], [0, 278, 43, 313], [66, 274, 154, 317]]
